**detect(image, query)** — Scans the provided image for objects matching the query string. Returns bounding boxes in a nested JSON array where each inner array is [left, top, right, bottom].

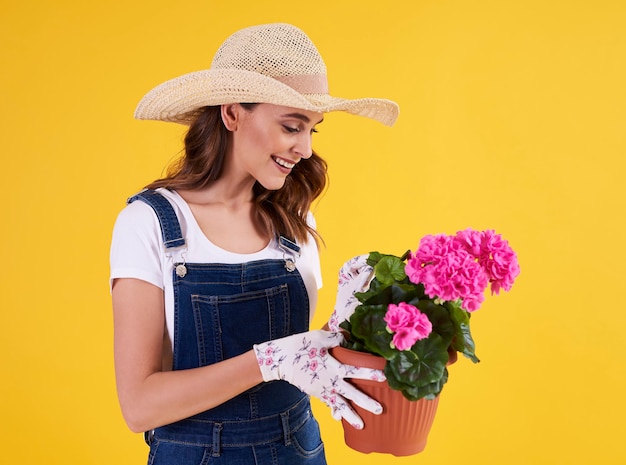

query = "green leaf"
[[338, 319, 352, 333], [349, 304, 396, 359], [365, 251, 385, 267], [356, 280, 423, 307], [388, 369, 448, 401], [355, 280, 393, 305], [382, 335, 449, 401], [417, 299, 456, 347], [446, 301, 480, 363], [354, 276, 397, 304], [390, 283, 422, 305], [393, 335, 449, 384], [374, 255, 407, 286]]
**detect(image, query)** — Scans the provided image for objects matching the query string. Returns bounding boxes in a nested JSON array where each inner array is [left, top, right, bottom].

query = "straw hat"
[[134, 23, 399, 126]]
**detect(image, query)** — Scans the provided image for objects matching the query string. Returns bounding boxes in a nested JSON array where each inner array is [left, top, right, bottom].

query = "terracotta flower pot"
[[331, 346, 450, 456]]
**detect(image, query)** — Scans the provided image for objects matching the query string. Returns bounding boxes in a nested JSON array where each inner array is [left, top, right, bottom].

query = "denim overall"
[[129, 190, 327, 465]]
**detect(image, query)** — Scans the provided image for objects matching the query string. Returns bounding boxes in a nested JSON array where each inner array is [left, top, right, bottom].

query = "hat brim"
[[134, 69, 399, 127]]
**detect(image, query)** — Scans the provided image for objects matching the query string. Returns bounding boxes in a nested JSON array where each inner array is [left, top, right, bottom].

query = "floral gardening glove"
[[327, 255, 374, 331], [253, 330, 384, 429]]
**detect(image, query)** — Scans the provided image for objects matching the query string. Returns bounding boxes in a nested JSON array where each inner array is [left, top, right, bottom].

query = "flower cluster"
[[339, 228, 519, 401], [384, 302, 432, 350], [406, 229, 520, 311]]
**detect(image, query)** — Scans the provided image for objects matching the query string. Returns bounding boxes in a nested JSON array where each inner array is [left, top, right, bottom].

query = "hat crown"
[[211, 23, 327, 79]]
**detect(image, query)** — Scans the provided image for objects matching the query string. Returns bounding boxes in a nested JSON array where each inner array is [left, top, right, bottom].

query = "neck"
[[177, 180, 256, 208]]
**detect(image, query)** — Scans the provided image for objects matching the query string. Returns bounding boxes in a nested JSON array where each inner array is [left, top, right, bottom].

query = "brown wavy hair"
[[145, 105, 327, 245]]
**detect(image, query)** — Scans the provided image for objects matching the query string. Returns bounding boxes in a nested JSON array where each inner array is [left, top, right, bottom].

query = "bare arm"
[[112, 277, 263, 433]]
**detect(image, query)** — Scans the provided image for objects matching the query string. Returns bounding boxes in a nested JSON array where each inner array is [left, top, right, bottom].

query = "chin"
[[259, 178, 288, 191]]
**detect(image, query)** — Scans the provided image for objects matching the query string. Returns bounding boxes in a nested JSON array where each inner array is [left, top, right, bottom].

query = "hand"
[[328, 255, 374, 331], [253, 330, 384, 429]]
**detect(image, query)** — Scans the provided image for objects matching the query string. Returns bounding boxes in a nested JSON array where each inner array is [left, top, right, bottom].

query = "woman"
[[110, 23, 398, 464]]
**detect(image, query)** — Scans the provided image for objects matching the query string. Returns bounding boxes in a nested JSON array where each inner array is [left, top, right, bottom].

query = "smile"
[[273, 157, 295, 169]]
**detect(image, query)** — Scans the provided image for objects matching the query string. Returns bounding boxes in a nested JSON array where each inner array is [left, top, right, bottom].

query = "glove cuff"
[[253, 341, 282, 382]]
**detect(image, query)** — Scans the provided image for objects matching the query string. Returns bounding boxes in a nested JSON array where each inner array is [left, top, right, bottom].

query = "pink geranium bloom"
[[405, 228, 519, 312], [477, 230, 520, 295], [411, 234, 464, 265], [455, 228, 484, 257], [455, 229, 521, 295], [392, 327, 421, 351], [384, 302, 432, 350], [406, 244, 489, 311], [384, 302, 418, 331]]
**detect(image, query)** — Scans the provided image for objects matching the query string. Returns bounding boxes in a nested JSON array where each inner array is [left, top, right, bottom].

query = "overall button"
[[284, 259, 296, 272], [176, 264, 187, 277]]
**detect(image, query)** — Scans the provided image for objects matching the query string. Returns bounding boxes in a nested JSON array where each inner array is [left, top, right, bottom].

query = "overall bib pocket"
[[190, 284, 291, 366]]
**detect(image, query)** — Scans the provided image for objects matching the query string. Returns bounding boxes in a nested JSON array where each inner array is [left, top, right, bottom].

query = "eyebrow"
[[281, 112, 324, 125]]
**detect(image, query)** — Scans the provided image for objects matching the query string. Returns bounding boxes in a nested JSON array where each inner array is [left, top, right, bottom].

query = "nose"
[[294, 132, 313, 159]]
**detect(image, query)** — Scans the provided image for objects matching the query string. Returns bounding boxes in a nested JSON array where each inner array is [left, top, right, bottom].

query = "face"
[[223, 103, 324, 190]]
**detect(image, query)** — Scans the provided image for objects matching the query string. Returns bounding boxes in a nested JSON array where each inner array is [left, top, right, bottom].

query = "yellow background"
[[2, 0, 625, 463]]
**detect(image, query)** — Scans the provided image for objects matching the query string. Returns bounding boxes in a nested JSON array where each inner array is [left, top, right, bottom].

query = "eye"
[[283, 125, 300, 133]]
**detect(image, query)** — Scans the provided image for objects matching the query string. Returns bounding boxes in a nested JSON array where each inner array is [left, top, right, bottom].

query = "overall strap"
[[127, 189, 186, 249], [277, 236, 301, 255], [277, 235, 301, 272]]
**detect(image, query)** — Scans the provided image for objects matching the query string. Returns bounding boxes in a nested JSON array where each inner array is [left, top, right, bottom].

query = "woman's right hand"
[[253, 330, 385, 429]]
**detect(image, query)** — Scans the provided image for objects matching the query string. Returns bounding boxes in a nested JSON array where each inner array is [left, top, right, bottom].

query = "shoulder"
[[117, 188, 187, 230], [111, 188, 186, 250], [111, 196, 163, 259], [113, 196, 159, 236], [118, 193, 158, 218]]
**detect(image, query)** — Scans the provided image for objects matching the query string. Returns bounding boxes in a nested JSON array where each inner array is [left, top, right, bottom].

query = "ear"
[[220, 104, 240, 132]]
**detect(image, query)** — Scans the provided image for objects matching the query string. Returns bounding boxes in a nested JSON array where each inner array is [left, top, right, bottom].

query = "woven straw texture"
[[134, 23, 399, 126]]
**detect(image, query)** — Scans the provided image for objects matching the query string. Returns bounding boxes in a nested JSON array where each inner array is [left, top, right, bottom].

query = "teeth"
[[274, 157, 295, 169]]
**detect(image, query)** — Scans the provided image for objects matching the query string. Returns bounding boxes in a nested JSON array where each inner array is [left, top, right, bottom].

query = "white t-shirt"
[[110, 188, 323, 350]]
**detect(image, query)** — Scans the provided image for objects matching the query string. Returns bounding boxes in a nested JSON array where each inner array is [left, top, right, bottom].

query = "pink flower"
[[404, 230, 515, 312], [455, 228, 484, 257], [309, 360, 319, 371], [425, 234, 465, 260], [461, 294, 484, 312], [407, 246, 489, 311], [477, 230, 520, 295], [384, 302, 418, 332], [384, 302, 432, 350], [308, 348, 318, 358], [391, 327, 421, 351]]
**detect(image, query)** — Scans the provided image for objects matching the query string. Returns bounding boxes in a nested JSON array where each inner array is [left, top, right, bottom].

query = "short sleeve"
[[109, 200, 165, 291]]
